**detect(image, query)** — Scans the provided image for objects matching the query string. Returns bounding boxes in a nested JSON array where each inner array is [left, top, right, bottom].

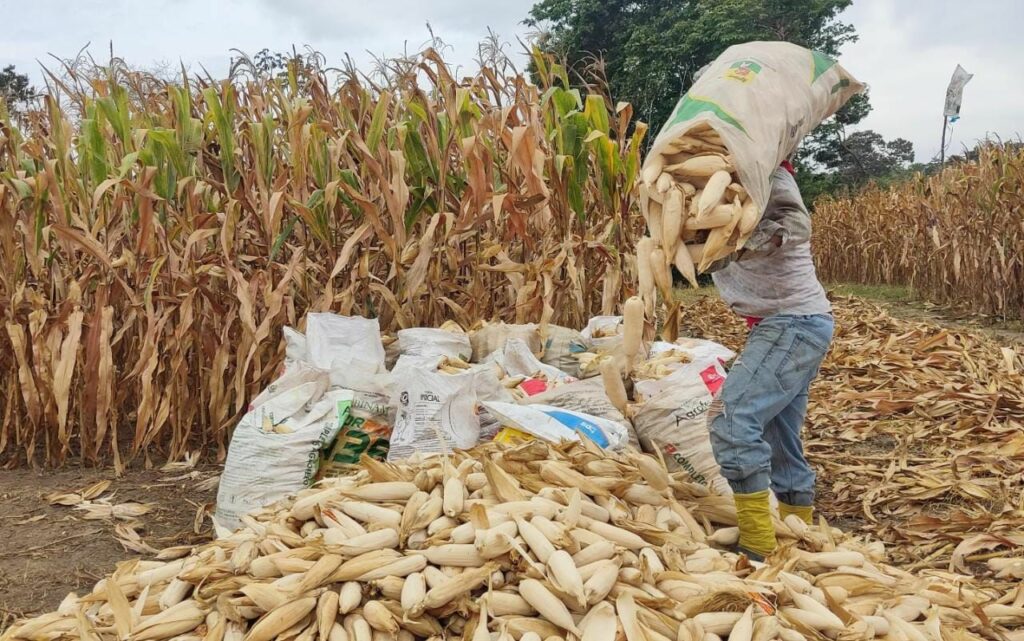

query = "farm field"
[[3, 291, 1022, 631]]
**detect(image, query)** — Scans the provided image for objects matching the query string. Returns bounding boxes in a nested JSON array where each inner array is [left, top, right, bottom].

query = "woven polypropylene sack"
[[646, 41, 864, 216]]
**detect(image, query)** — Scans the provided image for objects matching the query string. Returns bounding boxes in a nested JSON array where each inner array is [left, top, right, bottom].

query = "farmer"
[[706, 159, 833, 562]]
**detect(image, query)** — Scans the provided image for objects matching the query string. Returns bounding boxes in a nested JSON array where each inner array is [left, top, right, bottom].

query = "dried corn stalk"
[[0, 46, 649, 468]]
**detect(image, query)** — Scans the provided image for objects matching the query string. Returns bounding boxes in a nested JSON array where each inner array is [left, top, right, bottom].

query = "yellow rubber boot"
[[733, 490, 776, 561], [779, 502, 814, 525]]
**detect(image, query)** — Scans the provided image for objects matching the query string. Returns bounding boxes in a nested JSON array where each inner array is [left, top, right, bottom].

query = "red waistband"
[[745, 316, 763, 329]]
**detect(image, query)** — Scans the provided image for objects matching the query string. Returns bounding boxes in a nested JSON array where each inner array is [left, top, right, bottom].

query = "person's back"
[[711, 166, 830, 320]]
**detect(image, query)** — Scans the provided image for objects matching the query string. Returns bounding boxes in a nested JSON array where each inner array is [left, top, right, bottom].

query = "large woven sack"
[[469, 322, 541, 362], [647, 41, 864, 216], [632, 361, 730, 495]]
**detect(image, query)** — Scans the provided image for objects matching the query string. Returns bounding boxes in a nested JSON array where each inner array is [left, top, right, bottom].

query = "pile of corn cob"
[[629, 349, 693, 383], [437, 357, 477, 376], [4, 441, 1019, 641], [637, 124, 759, 305]]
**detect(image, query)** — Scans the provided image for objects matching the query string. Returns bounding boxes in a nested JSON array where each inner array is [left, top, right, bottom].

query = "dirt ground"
[[826, 282, 1024, 344], [0, 464, 218, 630]]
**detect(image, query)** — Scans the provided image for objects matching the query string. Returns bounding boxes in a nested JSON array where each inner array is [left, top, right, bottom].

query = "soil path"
[[0, 465, 217, 629]]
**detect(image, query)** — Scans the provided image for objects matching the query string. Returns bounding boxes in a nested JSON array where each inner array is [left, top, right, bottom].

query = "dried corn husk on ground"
[[678, 293, 1024, 573], [4, 441, 1018, 641]]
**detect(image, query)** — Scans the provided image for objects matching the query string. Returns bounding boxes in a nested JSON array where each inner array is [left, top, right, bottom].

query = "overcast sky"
[[3, 0, 1021, 162]]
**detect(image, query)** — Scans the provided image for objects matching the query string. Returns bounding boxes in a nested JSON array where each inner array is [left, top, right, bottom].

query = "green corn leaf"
[[406, 100, 428, 123], [202, 86, 240, 192], [366, 92, 390, 152], [269, 217, 297, 261], [551, 88, 581, 119], [80, 114, 110, 187], [584, 95, 611, 136], [117, 152, 140, 178]]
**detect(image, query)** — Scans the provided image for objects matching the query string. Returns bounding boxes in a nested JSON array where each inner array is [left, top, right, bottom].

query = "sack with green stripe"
[[640, 41, 863, 279]]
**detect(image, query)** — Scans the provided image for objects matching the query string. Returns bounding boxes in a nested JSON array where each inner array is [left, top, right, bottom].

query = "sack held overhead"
[[639, 41, 864, 287]]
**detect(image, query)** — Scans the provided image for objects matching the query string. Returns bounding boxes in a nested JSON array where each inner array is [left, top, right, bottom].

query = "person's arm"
[[741, 168, 811, 255]]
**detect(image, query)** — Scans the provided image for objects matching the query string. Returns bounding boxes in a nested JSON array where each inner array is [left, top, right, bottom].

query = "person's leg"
[[709, 317, 797, 494], [764, 387, 816, 523], [708, 317, 803, 559], [763, 314, 833, 524], [709, 314, 833, 559]]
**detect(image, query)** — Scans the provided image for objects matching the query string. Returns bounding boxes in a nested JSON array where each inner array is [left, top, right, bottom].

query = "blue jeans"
[[708, 314, 833, 506]]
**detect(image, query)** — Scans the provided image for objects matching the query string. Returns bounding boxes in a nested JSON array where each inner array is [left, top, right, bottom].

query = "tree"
[[793, 89, 915, 200], [230, 48, 325, 83], [819, 130, 913, 182], [0, 65, 35, 113]]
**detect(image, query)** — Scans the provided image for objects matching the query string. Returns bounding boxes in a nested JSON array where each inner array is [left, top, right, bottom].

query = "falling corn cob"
[[636, 125, 767, 323]]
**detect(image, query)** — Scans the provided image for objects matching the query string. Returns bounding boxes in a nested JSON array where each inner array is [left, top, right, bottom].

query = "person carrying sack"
[[704, 159, 833, 561]]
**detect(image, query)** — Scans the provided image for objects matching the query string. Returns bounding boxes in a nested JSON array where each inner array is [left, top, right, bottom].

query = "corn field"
[[0, 49, 647, 468], [814, 144, 1024, 319]]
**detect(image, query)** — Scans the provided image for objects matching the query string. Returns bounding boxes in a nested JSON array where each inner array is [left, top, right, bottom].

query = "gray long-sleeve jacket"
[[710, 167, 831, 318]]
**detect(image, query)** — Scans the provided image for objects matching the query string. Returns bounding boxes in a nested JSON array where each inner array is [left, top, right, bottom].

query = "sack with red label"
[[631, 360, 730, 495], [633, 346, 730, 401]]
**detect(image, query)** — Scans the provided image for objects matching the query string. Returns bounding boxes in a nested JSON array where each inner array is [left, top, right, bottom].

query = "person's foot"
[[734, 490, 777, 559], [779, 502, 814, 525]]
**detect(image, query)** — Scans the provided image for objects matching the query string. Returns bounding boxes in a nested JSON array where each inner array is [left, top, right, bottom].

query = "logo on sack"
[[662, 443, 709, 486], [700, 365, 725, 394], [420, 391, 440, 403], [724, 59, 762, 83], [399, 391, 409, 406], [675, 398, 712, 421]]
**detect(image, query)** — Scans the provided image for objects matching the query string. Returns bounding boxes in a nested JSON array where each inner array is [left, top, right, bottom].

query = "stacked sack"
[[215, 315, 659, 531]]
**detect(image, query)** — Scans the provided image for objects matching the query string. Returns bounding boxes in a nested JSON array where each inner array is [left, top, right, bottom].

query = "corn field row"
[[814, 144, 1024, 319], [0, 49, 647, 468]]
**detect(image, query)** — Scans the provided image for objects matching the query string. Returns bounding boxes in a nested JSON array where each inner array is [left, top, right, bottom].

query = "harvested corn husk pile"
[[6, 441, 1022, 641], [630, 348, 693, 382], [432, 356, 569, 402], [678, 294, 1024, 572], [637, 125, 758, 302]]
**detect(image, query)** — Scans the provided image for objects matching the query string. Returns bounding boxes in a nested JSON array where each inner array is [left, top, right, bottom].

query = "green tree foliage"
[[526, 0, 856, 135], [818, 130, 913, 183], [795, 92, 915, 203], [229, 48, 325, 86], [0, 65, 35, 113]]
